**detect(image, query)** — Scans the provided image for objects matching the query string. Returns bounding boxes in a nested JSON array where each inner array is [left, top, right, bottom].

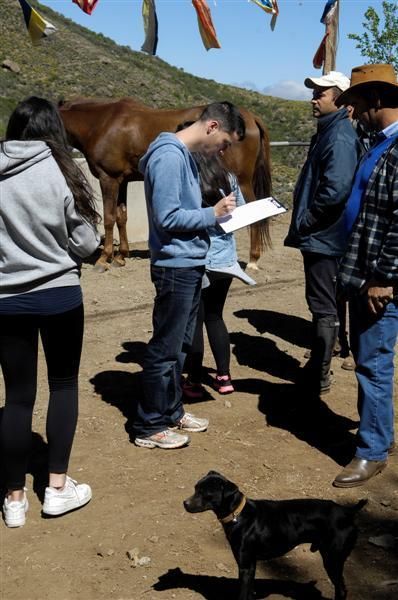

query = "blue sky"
[[38, 1, 385, 100]]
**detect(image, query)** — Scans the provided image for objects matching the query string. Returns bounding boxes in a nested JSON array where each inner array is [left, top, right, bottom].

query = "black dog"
[[184, 471, 366, 600]]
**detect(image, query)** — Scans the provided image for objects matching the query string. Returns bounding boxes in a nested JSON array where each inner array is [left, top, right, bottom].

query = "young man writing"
[[134, 102, 245, 449]]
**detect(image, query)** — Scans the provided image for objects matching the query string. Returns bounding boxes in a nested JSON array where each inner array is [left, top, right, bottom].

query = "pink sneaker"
[[182, 378, 205, 399], [213, 375, 234, 395]]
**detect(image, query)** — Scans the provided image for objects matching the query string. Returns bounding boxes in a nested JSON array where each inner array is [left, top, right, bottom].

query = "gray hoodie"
[[0, 140, 100, 297]]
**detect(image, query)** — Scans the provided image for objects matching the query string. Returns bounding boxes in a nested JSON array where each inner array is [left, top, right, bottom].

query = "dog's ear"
[[207, 470, 222, 477], [221, 478, 240, 506]]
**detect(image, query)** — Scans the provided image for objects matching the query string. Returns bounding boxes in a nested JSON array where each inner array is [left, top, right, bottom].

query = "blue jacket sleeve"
[[148, 151, 216, 232]]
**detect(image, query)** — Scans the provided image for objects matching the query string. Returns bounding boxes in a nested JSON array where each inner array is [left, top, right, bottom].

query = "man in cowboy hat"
[[285, 71, 361, 396], [332, 63, 398, 487]]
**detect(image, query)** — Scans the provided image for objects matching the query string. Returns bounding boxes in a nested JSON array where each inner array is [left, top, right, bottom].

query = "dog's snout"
[[184, 493, 205, 513]]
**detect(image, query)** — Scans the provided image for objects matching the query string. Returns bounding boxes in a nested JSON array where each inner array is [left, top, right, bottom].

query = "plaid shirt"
[[340, 139, 398, 290]]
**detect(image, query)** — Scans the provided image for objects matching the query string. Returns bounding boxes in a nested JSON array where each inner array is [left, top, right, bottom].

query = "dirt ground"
[[1, 213, 398, 600]]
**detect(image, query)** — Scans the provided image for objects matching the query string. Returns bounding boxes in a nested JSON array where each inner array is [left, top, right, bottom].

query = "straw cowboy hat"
[[336, 63, 398, 106]]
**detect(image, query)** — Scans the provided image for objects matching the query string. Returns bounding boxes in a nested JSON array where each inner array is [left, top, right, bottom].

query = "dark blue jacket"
[[284, 108, 361, 257]]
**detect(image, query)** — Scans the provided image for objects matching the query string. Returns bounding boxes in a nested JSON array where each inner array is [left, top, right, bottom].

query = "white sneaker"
[[43, 476, 92, 516], [3, 488, 29, 528], [174, 412, 209, 432], [135, 428, 190, 449]]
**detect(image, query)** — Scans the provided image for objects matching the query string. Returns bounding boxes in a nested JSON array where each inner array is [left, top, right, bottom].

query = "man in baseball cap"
[[285, 71, 361, 396], [332, 64, 398, 488], [304, 70, 351, 92]]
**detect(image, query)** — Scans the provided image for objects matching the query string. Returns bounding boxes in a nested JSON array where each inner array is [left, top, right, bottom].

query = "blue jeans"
[[134, 265, 204, 437], [350, 295, 398, 461]]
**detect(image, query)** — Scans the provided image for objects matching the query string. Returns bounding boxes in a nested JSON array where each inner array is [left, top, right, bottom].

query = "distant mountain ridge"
[[0, 0, 314, 200]]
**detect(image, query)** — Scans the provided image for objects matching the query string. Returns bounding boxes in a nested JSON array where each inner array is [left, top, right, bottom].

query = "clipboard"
[[217, 197, 287, 234]]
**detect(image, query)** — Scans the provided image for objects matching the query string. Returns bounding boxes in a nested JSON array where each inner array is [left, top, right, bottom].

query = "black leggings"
[[0, 305, 84, 490], [187, 276, 232, 381]]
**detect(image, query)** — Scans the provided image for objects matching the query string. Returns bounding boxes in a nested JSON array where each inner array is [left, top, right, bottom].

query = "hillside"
[[0, 0, 314, 200]]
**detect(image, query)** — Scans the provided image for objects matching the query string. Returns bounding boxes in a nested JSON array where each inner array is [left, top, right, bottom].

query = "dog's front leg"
[[238, 563, 256, 600]]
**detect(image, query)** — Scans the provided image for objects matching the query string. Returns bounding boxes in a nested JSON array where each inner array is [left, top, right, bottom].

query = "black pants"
[[302, 252, 339, 319], [187, 275, 232, 381], [0, 305, 84, 490]]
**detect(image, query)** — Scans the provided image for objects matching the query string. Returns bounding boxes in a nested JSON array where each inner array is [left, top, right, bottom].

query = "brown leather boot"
[[333, 457, 387, 488]]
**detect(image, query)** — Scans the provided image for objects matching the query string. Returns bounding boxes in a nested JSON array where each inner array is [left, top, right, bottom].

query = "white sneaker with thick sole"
[[174, 412, 209, 432], [135, 428, 190, 449], [43, 476, 92, 516], [3, 488, 29, 528]]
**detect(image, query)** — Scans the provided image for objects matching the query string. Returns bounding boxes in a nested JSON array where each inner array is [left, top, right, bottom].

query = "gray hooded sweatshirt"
[[0, 140, 100, 298]]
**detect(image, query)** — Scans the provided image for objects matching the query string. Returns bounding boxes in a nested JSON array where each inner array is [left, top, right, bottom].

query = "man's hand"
[[362, 278, 394, 315], [213, 192, 236, 218]]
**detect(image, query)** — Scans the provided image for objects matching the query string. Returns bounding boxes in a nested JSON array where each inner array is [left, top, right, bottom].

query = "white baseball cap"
[[304, 71, 350, 92]]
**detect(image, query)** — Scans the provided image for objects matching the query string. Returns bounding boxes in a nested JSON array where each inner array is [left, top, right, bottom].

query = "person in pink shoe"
[[182, 150, 256, 399], [0, 97, 100, 526]]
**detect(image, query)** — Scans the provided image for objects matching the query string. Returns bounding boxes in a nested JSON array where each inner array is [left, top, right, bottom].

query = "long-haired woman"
[[0, 96, 100, 527]]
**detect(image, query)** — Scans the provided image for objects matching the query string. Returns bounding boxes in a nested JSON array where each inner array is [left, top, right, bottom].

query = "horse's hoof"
[[93, 262, 110, 273], [247, 261, 259, 271], [112, 257, 126, 268]]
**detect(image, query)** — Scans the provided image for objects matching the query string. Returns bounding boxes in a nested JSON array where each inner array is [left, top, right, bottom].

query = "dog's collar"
[[218, 495, 246, 524]]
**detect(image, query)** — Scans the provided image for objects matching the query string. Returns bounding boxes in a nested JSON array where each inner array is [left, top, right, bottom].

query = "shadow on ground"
[[90, 370, 142, 440], [153, 567, 326, 599], [115, 341, 147, 366], [235, 309, 311, 349], [233, 377, 358, 467], [230, 331, 301, 382]]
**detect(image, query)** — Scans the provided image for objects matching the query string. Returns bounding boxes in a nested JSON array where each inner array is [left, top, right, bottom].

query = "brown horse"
[[59, 98, 272, 272]]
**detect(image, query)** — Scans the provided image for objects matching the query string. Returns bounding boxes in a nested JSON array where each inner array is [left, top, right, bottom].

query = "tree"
[[348, 1, 398, 70]]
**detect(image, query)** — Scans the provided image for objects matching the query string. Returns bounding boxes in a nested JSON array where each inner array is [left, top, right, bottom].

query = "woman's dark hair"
[[175, 120, 232, 206], [194, 153, 232, 207], [5, 96, 100, 225]]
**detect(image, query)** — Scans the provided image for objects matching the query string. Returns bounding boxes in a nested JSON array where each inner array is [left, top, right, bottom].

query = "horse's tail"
[[253, 115, 272, 250]]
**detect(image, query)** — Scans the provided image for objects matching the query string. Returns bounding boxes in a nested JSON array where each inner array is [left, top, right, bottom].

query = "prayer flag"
[[250, 0, 279, 30], [313, 32, 329, 69], [72, 0, 99, 15], [141, 0, 158, 55], [320, 0, 338, 25], [18, 0, 57, 44], [250, 0, 274, 15], [192, 0, 221, 51]]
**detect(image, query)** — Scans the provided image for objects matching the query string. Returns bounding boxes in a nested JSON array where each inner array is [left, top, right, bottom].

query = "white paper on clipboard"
[[217, 197, 287, 234]]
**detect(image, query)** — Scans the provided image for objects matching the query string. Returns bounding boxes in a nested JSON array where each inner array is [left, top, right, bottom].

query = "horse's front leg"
[[95, 174, 120, 272], [113, 179, 129, 268]]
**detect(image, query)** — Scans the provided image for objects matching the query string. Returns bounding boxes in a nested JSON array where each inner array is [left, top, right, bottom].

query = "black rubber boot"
[[299, 316, 338, 395]]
